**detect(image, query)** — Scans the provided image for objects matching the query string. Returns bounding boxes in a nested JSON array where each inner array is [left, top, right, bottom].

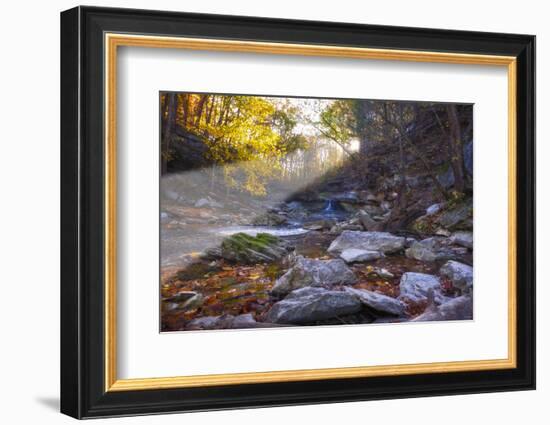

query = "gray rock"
[[426, 203, 442, 216], [380, 201, 392, 212], [405, 237, 468, 262], [163, 291, 204, 311], [265, 287, 362, 324], [328, 231, 405, 255], [231, 313, 258, 328], [437, 167, 455, 189], [218, 232, 292, 264], [195, 197, 223, 208], [373, 267, 394, 279], [340, 248, 383, 263], [329, 222, 364, 235], [440, 260, 473, 293], [405, 237, 417, 248], [186, 315, 233, 330], [435, 228, 452, 237], [344, 287, 405, 316], [362, 204, 384, 216], [251, 212, 287, 226], [271, 257, 357, 295], [464, 141, 473, 177], [450, 231, 473, 249], [399, 272, 442, 304], [413, 295, 473, 322], [186, 313, 284, 330], [357, 210, 381, 231], [303, 219, 335, 231], [329, 191, 359, 203], [437, 199, 473, 229]]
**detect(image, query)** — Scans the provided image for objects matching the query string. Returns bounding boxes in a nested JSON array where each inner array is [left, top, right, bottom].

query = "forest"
[[160, 92, 474, 331]]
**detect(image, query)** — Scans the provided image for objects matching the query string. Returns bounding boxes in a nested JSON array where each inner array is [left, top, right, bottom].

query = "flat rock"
[[399, 272, 442, 304], [450, 231, 473, 249], [271, 257, 357, 296], [186, 313, 282, 330], [328, 231, 405, 255], [303, 219, 335, 230], [339, 248, 383, 263], [405, 237, 468, 262], [186, 314, 234, 330], [344, 287, 405, 316], [440, 260, 473, 293], [265, 287, 362, 324], [413, 295, 473, 322]]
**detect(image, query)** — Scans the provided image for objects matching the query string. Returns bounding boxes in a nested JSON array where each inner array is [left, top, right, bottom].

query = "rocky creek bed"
[[160, 191, 474, 332]]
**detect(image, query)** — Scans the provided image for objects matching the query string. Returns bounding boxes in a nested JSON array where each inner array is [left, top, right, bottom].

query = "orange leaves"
[[161, 261, 280, 330]]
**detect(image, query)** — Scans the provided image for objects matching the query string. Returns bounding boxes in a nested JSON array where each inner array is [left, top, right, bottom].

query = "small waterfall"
[[323, 199, 335, 212]]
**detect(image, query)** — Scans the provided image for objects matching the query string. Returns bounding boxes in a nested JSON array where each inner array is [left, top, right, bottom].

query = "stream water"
[[161, 199, 349, 268]]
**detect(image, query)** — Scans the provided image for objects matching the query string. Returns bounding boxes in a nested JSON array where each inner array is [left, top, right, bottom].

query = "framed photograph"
[[60, 6, 535, 419]]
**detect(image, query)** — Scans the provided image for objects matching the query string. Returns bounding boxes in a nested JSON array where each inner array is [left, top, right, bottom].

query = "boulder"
[[163, 291, 204, 311], [450, 231, 473, 249], [251, 212, 287, 226], [405, 237, 468, 262], [219, 232, 292, 264], [303, 219, 335, 231], [339, 248, 383, 263], [344, 287, 405, 316], [357, 211, 382, 231], [328, 231, 405, 255], [271, 257, 357, 295], [265, 287, 362, 324], [413, 295, 473, 322], [437, 199, 473, 229], [399, 272, 442, 304], [440, 260, 473, 293]]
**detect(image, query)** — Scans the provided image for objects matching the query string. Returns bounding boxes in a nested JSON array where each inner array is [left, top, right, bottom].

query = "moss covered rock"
[[220, 232, 292, 264]]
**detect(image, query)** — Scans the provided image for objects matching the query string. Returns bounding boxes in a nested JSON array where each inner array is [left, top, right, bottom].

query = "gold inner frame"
[[104, 33, 517, 392]]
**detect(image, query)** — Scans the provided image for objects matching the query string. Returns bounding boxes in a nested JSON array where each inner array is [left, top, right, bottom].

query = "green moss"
[[221, 232, 280, 255]]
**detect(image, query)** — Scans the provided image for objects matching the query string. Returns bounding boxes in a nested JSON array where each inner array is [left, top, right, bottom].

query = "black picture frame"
[[61, 5, 535, 419]]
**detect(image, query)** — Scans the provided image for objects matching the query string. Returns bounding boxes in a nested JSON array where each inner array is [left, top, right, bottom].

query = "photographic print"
[[160, 93, 474, 332]]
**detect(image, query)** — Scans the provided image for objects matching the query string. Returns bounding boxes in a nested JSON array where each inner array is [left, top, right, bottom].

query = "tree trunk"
[[161, 93, 177, 175], [194, 95, 207, 126], [180, 94, 189, 128], [205, 96, 215, 124], [446, 105, 465, 193], [356, 101, 371, 156]]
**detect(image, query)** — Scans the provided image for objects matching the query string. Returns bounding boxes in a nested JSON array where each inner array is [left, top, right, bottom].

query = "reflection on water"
[[214, 225, 309, 237]]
